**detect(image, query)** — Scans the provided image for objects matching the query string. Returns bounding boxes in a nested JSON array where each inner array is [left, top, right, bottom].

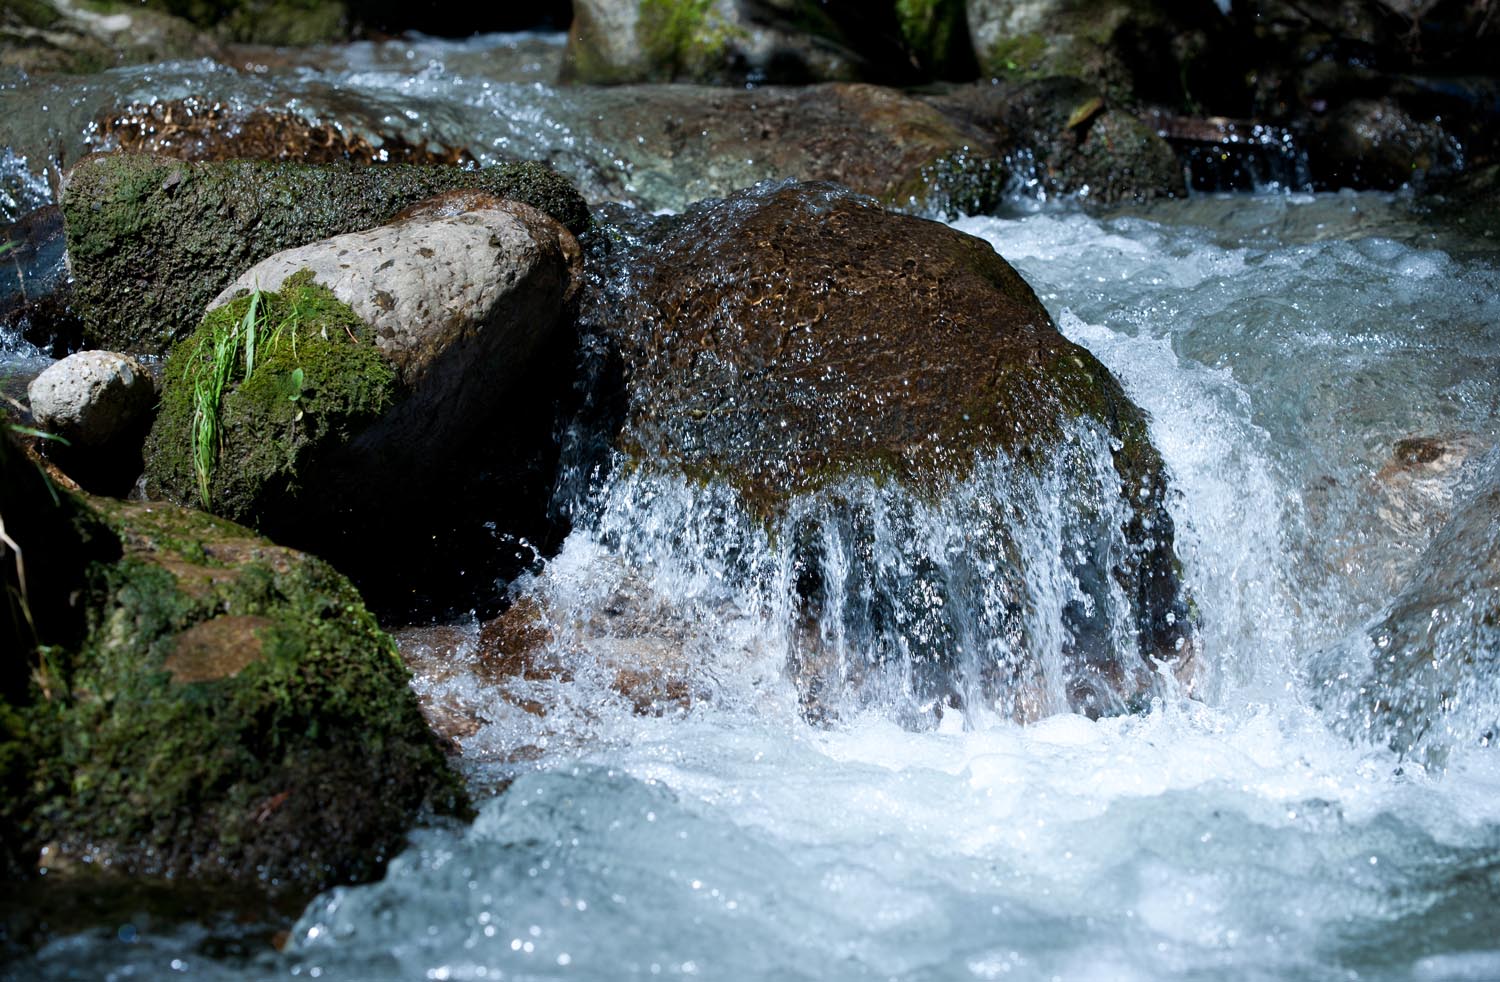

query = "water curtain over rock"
[[533, 181, 1194, 723]]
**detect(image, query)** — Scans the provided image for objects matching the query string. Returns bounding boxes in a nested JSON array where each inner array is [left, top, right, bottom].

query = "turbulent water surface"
[[5, 33, 1500, 982]]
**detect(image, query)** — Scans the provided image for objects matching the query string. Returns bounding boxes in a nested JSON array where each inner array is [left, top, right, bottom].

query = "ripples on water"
[[6, 35, 1500, 982]]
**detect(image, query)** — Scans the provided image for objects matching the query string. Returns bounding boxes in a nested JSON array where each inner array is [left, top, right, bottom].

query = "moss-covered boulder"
[[2, 425, 468, 897], [142, 195, 578, 542], [143, 272, 399, 524], [966, 0, 1245, 114], [562, 0, 921, 86], [0, 0, 216, 74], [61, 153, 589, 356], [579, 182, 1193, 718]]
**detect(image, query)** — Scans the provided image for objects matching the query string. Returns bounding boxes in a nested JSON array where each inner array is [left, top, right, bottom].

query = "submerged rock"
[[61, 153, 589, 356], [578, 181, 1193, 719], [1, 427, 468, 895], [1318, 453, 1500, 764]]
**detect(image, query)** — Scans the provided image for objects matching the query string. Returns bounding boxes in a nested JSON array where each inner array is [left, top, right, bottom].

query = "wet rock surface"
[[88, 98, 475, 167], [577, 181, 1194, 716]]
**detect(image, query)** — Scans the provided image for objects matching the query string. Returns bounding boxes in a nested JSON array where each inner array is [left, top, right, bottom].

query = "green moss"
[[637, 0, 741, 81], [17, 496, 468, 890], [63, 154, 588, 355], [895, 0, 971, 78], [980, 33, 1055, 79], [145, 272, 397, 527]]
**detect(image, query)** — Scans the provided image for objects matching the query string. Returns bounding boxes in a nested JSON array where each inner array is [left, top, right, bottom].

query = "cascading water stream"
[[5, 35, 1500, 982]]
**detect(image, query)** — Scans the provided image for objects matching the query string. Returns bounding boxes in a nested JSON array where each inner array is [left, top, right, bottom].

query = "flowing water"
[[5, 33, 1500, 982]]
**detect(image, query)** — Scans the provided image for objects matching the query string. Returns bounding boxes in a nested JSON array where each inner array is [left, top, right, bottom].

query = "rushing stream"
[[5, 32, 1500, 982]]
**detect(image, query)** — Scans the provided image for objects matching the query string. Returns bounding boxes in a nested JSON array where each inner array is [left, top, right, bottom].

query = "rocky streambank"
[[2, 0, 1498, 957]]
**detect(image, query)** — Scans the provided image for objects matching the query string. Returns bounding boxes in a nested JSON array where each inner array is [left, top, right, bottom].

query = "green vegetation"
[[2, 491, 467, 892], [638, 0, 741, 80], [147, 271, 398, 525]]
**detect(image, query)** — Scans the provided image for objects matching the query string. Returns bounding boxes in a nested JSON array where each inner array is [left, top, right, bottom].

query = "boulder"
[[27, 350, 154, 448], [965, 0, 1244, 114], [1, 422, 468, 899], [143, 194, 579, 540], [27, 350, 156, 493], [562, 0, 916, 86], [929, 77, 1187, 202], [0, 0, 215, 74], [577, 182, 1194, 719], [61, 153, 589, 357]]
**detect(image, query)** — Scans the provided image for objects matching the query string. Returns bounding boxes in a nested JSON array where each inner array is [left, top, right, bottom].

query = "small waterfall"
[[510, 412, 1187, 734]]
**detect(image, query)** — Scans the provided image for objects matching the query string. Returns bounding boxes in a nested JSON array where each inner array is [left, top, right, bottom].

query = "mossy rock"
[[1, 448, 469, 896], [1, 0, 215, 74], [62, 153, 589, 356], [132, 0, 348, 45], [966, 0, 1244, 114], [143, 272, 399, 527], [563, 0, 916, 86]]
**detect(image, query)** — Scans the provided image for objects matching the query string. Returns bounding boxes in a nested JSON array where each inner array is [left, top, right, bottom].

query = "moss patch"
[[144, 272, 398, 527], [62, 154, 588, 355], [637, 0, 741, 81], [7, 494, 468, 893]]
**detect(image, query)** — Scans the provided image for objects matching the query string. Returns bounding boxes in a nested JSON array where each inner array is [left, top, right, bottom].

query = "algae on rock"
[[62, 153, 589, 356], [2, 424, 468, 895], [144, 271, 397, 526]]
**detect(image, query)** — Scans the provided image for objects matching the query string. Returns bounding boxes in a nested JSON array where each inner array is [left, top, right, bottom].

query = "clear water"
[[7, 35, 1500, 982]]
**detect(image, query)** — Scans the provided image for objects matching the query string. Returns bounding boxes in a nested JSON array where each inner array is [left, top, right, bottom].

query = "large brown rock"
[[579, 181, 1194, 719]]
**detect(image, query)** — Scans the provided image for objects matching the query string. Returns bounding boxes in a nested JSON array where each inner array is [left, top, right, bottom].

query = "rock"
[[930, 77, 1187, 202], [0, 205, 82, 358], [562, 0, 915, 86], [26, 350, 157, 493], [88, 98, 474, 167], [965, 0, 1244, 114], [0, 0, 216, 74], [566, 81, 1016, 214], [143, 195, 578, 542], [61, 153, 590, 357], [27, 351, 155, 448], [579, 181, 1194, 718], [136, 0, 348, 46], [1305, 97, 1464, 190], [1, 424, 469, 897]]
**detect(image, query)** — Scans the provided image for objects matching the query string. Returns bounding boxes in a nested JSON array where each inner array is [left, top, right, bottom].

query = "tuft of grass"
[[188, 285, 317, 508]]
